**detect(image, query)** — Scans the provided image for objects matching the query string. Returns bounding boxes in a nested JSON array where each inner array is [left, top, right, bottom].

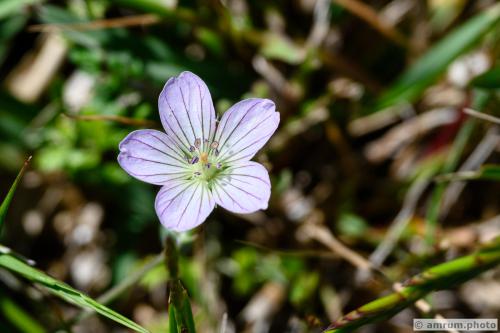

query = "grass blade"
[[0, 250, 150, 333], [375, 3, 500, 110], [0, 156, 31, 236], [323, 237, 500, 332]]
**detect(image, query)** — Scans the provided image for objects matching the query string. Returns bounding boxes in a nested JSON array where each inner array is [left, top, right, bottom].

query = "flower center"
[[188, 138, 223, 182]]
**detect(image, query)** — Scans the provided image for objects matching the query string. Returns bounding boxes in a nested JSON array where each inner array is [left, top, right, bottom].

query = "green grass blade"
[[0, 156, 31, 236], [0, 250, 150, 333], [0, 294, 45, 333], [168, 304, 179, 333], [375, 3, 500, 110], [323, 238, 500, 332]]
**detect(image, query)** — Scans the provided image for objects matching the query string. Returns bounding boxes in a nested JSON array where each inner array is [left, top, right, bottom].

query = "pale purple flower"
[[118, 72, 280, 231]]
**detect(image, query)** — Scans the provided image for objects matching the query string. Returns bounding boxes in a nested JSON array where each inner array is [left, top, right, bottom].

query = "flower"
[[118, 71, 280, 231]]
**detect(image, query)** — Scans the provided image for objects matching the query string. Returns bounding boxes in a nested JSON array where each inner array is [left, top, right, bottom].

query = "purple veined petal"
[[118, 129, 191, 185], [214, 98, 279, 164], [212, 161, 271, 214], [158, 71, 216, 152], [155, 179, 215, 231]]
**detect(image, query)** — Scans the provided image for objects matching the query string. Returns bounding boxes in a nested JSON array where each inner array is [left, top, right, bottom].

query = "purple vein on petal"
[[216, 100, 262, 154], [196, 81, 206, 151], [223, 173, 270, 185], [163, 92, 193, 150], [178, 80, 198, 142], [160, 109, 190, 153], [217, 178, 263, 201], [212, 180, 247, 211], [159, 181, 193, 217], [176, 181, 200, 228], [217, 112, 276, 161], [149, 132, 188, 161], [128, 138, 186, 166]]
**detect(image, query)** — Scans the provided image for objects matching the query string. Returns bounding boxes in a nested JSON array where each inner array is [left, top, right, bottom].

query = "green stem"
[[323, 237, 500, 332], [165, 234, 196, 333]]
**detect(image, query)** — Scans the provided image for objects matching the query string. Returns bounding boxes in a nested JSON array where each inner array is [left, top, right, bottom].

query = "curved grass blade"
[[0, 250, 150, 333], [375, 3, 500, 111], [0, 156, 31, 236], [323, 237, 500, 332]]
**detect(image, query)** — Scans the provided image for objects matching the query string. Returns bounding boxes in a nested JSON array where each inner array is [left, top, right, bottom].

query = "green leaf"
[[376, 3, 500, 110], [0, 156, 31, 235], [0, 250, 150, 333], [470, 66, 500, 89]]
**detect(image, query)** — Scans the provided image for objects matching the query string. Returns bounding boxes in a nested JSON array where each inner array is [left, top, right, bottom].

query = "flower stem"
[[165, 234, 196, 333]]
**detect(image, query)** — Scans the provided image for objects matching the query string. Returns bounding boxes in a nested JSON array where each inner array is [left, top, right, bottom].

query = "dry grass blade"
[[28, 14, 160, 32], [331, 0, 408, 47], [64, 113, 159, 127]]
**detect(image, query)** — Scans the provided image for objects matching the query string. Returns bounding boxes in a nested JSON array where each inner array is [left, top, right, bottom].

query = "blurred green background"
[[0, 0, 499, 332]]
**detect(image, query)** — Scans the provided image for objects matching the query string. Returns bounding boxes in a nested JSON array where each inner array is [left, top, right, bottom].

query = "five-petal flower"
[[118, 72, 279, 231]]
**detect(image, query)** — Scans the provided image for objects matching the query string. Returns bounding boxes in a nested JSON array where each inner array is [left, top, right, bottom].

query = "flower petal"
[[158, 71, 216, 152], [118, 129, 190, 185], [214, 98, 279, 164], [155, 179, 215, 231], [212, 161, 271, 214]]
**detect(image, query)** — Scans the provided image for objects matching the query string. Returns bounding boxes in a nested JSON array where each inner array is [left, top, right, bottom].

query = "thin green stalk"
[[165, 234, 196, 333], [0, 156, 31, 236], [323, 237, 500, 332]]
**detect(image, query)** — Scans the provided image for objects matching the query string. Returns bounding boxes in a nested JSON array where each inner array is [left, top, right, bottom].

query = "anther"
[[216, 163, 222, 169], [214, 148, 220, 156], [190, 156, 199, 164], [189, 146, 195, 152], [194, 171, 201, 176], [206, 163, 211, 169], [195, 138, 201, 148], [211, 141, 219, 149]]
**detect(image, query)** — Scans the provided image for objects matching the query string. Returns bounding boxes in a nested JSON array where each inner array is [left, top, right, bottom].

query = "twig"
[[63, 113, 159, 127], [331, 0, 409, 47], [440, 126, 499, 218], [300, 224, 373, 271], [28, 14, 160, 32], [463, 108, 500, 125], [306, 0, 332, 49], [368, 177, 431, 269]]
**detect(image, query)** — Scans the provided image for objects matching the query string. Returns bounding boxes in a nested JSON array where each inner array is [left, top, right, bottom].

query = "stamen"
[[206, 163, 211, 169], [190, 156, 199, 164], [189, 146, 195, 152], [195, 138, 201, 148], [194, 171, 201, 176], [211, 141, 219, 149], [216, 163, 222, 169], [200, 152, 209, 164]]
